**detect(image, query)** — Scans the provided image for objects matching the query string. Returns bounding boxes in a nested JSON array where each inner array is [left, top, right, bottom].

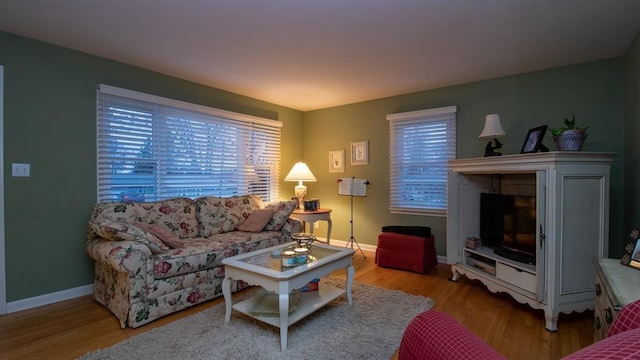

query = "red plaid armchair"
[[398, 299, 640, 360]]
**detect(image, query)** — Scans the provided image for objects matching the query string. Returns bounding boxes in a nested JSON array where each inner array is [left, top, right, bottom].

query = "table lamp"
[[479, 114, 506, 156], [284, 162, 317, 210]]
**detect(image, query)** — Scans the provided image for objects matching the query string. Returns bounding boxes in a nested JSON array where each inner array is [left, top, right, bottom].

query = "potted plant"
[[549, 113, 588, 151]]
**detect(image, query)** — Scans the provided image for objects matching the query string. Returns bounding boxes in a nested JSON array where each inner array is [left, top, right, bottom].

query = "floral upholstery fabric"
[[86, 195, 302, 328], [91, 198, 199, 239], [152, 232, 285, 279], [89, 220, 170, 254], [196, 195, 264, 237], [263, 200, 298, 231]]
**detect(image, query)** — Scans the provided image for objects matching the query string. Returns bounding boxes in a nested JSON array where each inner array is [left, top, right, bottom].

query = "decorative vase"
[[553, 130, 587, 151]]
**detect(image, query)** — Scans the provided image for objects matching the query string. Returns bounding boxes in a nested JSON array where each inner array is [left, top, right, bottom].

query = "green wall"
[[0, 29, 633, 304], [304, 59, 626, 257], [625, 30, 640, 230], [0, 31, 304, 302]]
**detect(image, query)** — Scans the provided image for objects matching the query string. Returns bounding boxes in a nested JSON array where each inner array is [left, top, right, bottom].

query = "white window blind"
[[387, 106, 457, 216], [96, 84, 282, 203]]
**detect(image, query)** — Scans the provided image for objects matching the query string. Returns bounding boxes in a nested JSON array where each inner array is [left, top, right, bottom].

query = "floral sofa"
[[86, 194, 302, 328]]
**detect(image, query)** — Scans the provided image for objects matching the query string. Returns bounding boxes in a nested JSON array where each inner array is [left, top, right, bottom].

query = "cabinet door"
[[536, 170, 546, 302], [446, 172, 489, 264], [557, 166, 609, 296]]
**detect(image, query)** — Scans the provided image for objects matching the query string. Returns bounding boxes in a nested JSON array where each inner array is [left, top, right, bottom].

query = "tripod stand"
[[346, 195, 366, 258]]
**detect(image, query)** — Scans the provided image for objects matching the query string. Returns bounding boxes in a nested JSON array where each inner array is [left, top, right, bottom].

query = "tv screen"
[[480, 193, 536, 263]]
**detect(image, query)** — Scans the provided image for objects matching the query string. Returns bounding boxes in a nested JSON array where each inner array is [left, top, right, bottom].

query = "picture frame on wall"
[[328, 149, 345, 173], [520, 125, 549, 154], [351, 140, 369, 165], [621, 228, 640, 270]]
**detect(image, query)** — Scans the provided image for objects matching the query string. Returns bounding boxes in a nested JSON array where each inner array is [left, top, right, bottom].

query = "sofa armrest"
[[608, 298, 640, 337], [281, 217, 303, 236], [398, 310, 506, 360], [86, 237, 154, 279], [563, 327, 640, 359]]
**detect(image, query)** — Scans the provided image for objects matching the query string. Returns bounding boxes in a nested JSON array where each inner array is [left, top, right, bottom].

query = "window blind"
[[387, 106, 457, 216], [96, 85, 282, 203]]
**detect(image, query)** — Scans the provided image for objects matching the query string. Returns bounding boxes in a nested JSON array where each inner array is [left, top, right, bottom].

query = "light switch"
[[12, 163, 30, 177]]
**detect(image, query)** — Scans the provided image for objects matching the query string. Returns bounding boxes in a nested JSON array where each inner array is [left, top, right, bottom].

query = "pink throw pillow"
[[135, 222, 185, 248], [238, 209, 275, 233]]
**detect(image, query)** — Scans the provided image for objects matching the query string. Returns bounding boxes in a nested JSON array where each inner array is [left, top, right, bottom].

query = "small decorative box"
[[299, 278, 320, 292], [465, 237, 481, 250]]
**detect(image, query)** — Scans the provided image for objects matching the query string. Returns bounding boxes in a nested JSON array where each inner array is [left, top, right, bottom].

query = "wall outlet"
[[314, 222, 320, 229], [12, 163, 30, 177]]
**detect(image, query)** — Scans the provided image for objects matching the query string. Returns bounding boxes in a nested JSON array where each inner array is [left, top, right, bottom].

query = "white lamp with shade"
[[479, 113, 506, 157], [284, 162, 317, 210]]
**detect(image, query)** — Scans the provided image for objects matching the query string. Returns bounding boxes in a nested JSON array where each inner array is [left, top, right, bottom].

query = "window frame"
[[387, 105, 457, 217], [96, 84, 282, 203]]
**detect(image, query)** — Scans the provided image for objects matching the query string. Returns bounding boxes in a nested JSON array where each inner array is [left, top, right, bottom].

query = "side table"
[[592, 257, 640, 340], [292, 208, 332, 244]]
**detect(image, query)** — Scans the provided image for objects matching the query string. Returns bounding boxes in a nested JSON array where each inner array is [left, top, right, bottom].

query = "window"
[[96, 85, 281, 203], [387, 106, 457, 216]]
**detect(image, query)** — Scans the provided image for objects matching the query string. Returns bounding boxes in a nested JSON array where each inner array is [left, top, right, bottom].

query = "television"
[[480, 193, 537, 265]]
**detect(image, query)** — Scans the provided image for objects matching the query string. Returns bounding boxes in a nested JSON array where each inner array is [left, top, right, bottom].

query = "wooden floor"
[[0, 250, 594, 360]]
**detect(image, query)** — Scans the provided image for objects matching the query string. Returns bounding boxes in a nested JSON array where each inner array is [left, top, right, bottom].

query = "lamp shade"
[[284, 162, 317, 182], [479, 114, 506, 138]]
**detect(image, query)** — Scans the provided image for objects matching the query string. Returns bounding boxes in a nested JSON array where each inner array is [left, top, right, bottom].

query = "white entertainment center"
[[446, 152, 615, 331]]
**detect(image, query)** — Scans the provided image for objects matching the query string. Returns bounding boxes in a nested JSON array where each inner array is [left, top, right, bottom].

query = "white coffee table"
[[221, 242, 355, 350]]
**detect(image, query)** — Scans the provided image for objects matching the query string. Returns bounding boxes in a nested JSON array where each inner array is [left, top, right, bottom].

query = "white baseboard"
[[319, 237, 446, 264], [7, 284, 93, 313], [6, 240, 445, 313], [325, 237, 378, 253]]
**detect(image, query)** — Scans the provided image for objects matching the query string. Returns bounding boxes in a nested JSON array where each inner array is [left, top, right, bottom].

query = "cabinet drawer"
[[496, 263, 536, 293], [593, 305, 607, 341], [594, 273, 618, 340]]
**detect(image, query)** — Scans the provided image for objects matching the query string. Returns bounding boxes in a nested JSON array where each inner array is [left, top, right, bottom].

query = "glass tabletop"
[[238, 244, 344, 272]]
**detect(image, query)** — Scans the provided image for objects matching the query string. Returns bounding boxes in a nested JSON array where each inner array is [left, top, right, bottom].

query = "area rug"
[[78, 278, 434, 360]]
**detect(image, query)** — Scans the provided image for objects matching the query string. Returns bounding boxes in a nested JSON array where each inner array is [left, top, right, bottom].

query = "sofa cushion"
[[237, 209, 275, 232], [91, 198, 199, 239], [263, 200, 298, 231], [152, 237, 231, 279], [152, 231, 287, 279], [135, 222, 185, 248], [196, 195, 264, 237], [90, 221, 170, 254]]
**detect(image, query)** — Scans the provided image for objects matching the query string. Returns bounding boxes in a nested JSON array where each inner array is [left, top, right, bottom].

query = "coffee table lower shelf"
[[232, 285, 345, 327]]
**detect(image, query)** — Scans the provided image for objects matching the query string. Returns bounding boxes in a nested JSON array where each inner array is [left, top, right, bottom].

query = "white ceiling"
[[1, 1, 639, 111]]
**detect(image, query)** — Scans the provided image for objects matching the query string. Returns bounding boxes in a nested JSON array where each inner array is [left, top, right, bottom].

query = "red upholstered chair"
[[562, 327, 640, 359], [398, 310, 506, 360], [399, 299, 640, 360], [607, 296, 640, 336]]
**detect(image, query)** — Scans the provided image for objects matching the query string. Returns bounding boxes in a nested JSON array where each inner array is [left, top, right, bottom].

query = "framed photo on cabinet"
[[329, 149, 345, 173], [350, 140, 369, 165], [520, 125, 548, 154], [621, 228, 640, 270]]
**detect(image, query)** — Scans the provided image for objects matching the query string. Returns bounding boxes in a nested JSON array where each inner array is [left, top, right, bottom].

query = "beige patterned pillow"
[[263, 200, 298, 231], [91, 198, 199, 239], [196, 195, 264, 236], [90, 221, 170, 254]]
